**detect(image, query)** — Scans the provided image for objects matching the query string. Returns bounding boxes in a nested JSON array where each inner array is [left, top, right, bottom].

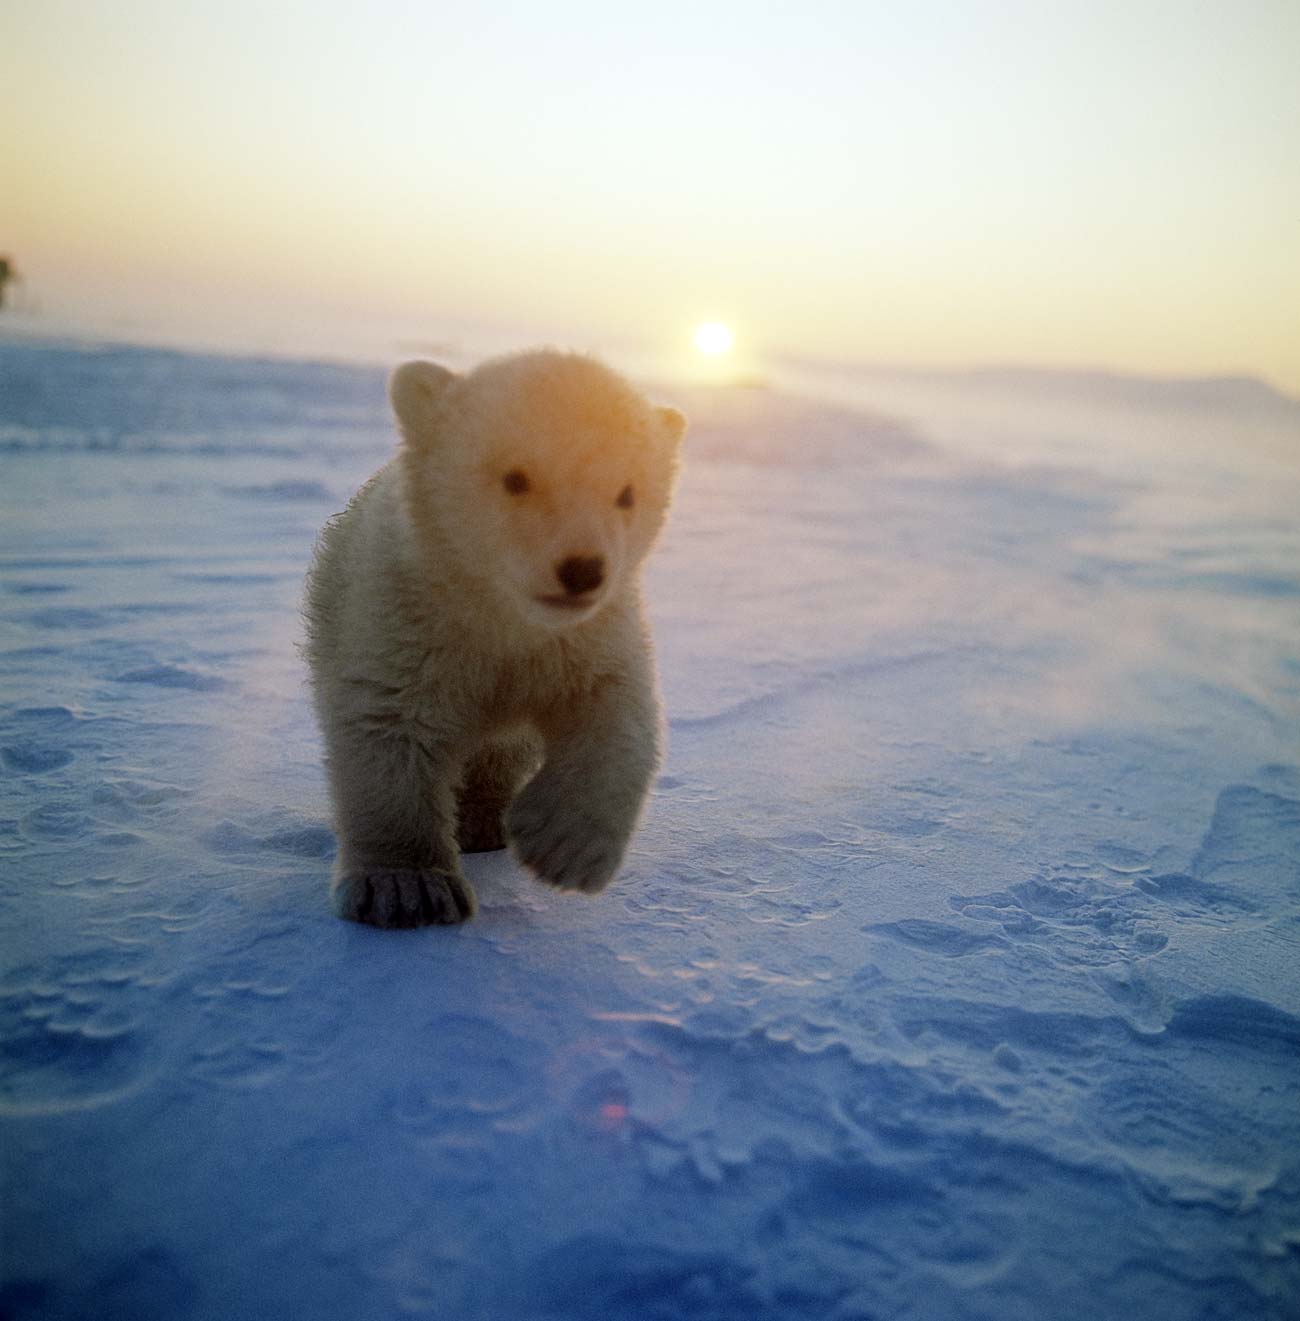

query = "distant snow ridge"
[[671, 383, 923, 469], [0, 339, 387, 457], [780, 355, 1300, 418], [2, 340, 1299, 1321]]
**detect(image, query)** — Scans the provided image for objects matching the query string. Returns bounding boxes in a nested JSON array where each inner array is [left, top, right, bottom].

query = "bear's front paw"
[[506, 785, 627, 894], [332, 868, 477, 928]]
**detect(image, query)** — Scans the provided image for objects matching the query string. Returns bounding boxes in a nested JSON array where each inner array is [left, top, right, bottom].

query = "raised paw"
[[332, 867, 477, 928], [506, 785, 626, 894]]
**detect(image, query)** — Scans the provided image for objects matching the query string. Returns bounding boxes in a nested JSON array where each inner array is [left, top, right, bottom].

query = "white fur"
[[303, 350, 685, 926]]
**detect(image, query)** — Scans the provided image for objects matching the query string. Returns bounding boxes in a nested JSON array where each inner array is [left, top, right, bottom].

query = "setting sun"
[[693, 322, 734, 356]]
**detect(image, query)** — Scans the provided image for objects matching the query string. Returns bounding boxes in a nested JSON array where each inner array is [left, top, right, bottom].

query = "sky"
[[4, 0, 1299, 390]]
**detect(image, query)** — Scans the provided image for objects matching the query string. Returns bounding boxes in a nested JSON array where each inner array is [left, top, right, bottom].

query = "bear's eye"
[[616, 484, 635, 509], [502, 469, 531, 496]]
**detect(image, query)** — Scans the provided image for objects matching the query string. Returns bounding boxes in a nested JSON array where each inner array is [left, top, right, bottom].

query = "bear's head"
[[391, 350, 685, 631]]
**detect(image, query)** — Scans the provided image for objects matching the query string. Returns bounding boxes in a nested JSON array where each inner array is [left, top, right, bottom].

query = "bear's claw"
[[333, 868, 477, 928]]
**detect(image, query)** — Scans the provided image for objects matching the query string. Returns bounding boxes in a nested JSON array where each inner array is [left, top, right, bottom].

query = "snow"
[[2, 335, 1299, 1320]]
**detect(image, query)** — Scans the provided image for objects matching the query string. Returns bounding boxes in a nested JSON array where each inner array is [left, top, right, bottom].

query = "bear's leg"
[[456, 733, 542, 853], [507, 667, 659, 894], [325, 723, 476, 928]]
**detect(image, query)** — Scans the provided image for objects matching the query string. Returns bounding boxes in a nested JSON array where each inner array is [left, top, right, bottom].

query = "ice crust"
[[2, 338, 1299, 1320]]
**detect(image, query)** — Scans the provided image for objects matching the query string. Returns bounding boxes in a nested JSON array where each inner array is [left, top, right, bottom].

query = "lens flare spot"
[[599, 1100, 628, 1128]]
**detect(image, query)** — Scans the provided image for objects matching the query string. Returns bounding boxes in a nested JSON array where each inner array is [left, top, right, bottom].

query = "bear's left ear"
[[390, 360, 457, 445], [656, 406, 686, 446]]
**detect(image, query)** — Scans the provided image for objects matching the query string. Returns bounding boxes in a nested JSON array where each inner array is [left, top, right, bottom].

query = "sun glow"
[[693, 322, 734, 356]]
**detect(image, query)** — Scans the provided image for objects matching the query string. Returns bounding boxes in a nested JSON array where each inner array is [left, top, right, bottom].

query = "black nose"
[[556, 555, 605, 596]]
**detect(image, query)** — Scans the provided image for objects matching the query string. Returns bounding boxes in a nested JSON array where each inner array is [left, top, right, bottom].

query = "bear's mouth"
[[536, 593, 598, 612]]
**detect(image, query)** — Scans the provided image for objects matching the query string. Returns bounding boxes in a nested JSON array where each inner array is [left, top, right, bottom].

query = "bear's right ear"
[[389, 361, 456, 445], [657, 406, 687, 446]]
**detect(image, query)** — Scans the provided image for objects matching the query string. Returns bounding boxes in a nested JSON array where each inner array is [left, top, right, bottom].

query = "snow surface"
[[2, 336, 1299, 1320]]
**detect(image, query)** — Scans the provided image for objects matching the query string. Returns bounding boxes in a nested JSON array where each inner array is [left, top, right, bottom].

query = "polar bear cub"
[[304, 350, 685, 927]]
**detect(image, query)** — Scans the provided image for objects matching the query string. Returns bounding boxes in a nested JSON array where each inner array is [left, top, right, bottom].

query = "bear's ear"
[[390, 361, 456, 444], [656, 406, 686, 446]]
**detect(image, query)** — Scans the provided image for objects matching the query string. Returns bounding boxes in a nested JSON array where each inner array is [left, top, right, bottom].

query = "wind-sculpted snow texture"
[[2, 337, 1299, 1321]]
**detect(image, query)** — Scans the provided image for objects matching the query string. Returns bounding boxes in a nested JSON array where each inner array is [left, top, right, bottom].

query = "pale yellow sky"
[[4, 1, 1299, 391]]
